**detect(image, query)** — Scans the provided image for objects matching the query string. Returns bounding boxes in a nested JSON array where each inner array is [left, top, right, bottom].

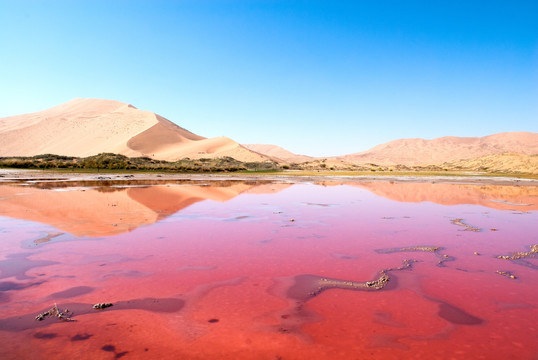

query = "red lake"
[[0, 176, 537, 359]]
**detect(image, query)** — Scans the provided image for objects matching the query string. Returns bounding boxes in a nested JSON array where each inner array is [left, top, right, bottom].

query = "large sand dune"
[[0, 98, 268, 162]]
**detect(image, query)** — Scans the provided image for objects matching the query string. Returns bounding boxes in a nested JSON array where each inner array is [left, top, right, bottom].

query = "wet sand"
[[1, 168, 537, 186]]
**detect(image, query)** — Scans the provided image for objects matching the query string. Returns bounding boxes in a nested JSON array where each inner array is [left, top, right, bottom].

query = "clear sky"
[[1, 1, 537, 156]]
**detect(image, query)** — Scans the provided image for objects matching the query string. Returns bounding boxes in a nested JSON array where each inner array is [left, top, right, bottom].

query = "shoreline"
[[1, 168, 537, 186]]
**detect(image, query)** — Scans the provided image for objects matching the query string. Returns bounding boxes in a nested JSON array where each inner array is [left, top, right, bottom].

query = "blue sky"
[[1, 1, 536, 156]]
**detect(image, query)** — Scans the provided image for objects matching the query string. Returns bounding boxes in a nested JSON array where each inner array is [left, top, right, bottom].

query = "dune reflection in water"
[[0, 178, 537, 359]]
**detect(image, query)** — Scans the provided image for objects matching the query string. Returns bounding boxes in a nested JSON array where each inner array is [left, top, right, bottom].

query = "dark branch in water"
[[93, 303, 113, 310], [35, 303, 74, 322]]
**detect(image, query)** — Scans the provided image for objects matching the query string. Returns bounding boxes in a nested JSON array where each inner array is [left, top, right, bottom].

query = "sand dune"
[[337, 132, 538, 166], [443, 153, 538, 174], [244, 132, 538, 173], [242, 144, 313, 163], [0, 98, 269, 162]]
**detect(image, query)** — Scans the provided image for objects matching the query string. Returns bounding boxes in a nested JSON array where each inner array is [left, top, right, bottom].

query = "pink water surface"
[[0, 179, 537, 359]]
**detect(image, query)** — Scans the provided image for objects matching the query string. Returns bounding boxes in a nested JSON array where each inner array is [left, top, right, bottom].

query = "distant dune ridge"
[[443, 152, 538, 174], [0, 98, 269, 162], [1, 98, 536, 173], [336, 132, 538, 166], [248, 132, 538, 173]]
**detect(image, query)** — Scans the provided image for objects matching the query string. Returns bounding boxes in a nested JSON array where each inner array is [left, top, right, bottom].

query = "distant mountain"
[[0, 98, 269, 162], [336, 132, 538, 166], [242, 144, 314, 163]]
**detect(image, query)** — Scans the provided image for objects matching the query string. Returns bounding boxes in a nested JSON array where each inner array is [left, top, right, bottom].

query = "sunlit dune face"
[[0, 98, 270, 162]]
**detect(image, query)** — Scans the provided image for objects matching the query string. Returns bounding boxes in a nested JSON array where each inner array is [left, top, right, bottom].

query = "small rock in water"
[[473, 252, 480, 256], [93, 303, 113, 310]]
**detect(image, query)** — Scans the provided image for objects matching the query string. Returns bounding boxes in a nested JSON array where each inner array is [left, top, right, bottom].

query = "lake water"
[[0, 176, 537, 359]]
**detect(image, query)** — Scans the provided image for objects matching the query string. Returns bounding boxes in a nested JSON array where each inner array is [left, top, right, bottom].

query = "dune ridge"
[[244, 131, 538, 170], [247, 132, 538, 173], [442, 152, 538, 174], [0, 98, 269, 163], [242, 144, 313, 163], [337, 132, 538, 166]]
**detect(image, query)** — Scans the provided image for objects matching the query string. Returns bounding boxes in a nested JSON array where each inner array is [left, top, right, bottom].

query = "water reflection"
[[335, 181, 538, 210], [0, 178, 537, 359], [0, 180, 536, 239], [0, 180, 291, 237]]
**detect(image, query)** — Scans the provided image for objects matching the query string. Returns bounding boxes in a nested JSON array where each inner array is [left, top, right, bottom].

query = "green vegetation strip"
[[1, 153, 536, 179], [0, 153, 278, 173]]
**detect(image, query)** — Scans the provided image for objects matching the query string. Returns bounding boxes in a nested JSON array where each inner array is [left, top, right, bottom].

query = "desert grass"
[[1, 154, 536, 179]]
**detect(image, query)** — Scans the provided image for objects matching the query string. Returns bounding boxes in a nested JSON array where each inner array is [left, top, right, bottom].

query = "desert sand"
[[243, 144, 313, 163], [443, 152, 538, 174], [0, 98, 269, 163], [336, 132, 538, 166]]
